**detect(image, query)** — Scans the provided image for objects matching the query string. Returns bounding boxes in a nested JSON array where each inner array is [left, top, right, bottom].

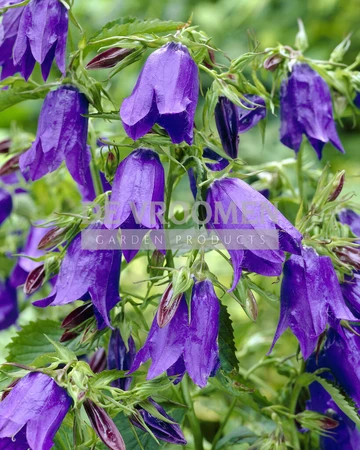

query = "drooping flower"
[[104, 148, 165, 262], [11, 0, 68, 81], [280, 63, 344, 159], [341, 272, 360, 318], [338, 209, 360, 240], [0, 279, 18, 330], [206, 177, 302, 291], [238, 94, 266, 133], [34, 223, 121, 329], [0, 187, 12, 226], [20, 86, 90, 185], [120, 42, 199, 145], [107, 329, 136, 391], [130, 279, 220, 388], [269, 247, 357, 360], [130, 398, 187, 445], [215, 96, 239, 159], [0, 372, 72, 450], [0, 6, 23, 80]]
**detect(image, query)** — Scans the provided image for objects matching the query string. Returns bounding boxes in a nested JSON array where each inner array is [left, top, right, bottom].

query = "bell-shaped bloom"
[[0, 372, 71, 450], [129, 279, 220, 388], [34, 223, 121, 329], [269, 247, 357, 360], [11, 0, 68, 81], [0, 188, 12, 226], [107, 329, 136, 391], [280, 63, 344, 159], [0, 6, 22, 80], [20, 86, 90, 185], [238, 95, 266, 133], [131, 398, 187, 445], [104, 148, 165, 262], [120, 42, 199, 145], [215, 96, 239, 159], [341, 272, 360, 318], [338, 209, 360, 241], [206, 178, 302, 291], [0, 279, 18, 330]]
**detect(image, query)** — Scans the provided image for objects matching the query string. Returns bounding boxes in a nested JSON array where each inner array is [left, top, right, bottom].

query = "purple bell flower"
[[206, 177, 302, 291], [129, 279, 220, 388], [104, 148, 165, 262], [280, 63, 344, 159], [120, 42, 199, 145], [338, 209, 360, 240], [0, 372, 72, 450], [215, 96, 239, 159], [269, 247, 357, 360], [0, 187, 12, 226], [354, 92, 360, 109], [0, 6, 22, 80], [77, 164, 112, 202], [107, 329, 136, 391], [11, 0, 68, 81], [131, 398, 187, 445], [20, 86, 90, 186], [238, 95, 266, 133], [33, 223, 121, 329], [0, 279, 18, 330], [341, 272, 360, 319]]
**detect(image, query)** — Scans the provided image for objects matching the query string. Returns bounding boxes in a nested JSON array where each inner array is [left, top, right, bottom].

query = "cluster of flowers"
[[1, 0, 360, 449]]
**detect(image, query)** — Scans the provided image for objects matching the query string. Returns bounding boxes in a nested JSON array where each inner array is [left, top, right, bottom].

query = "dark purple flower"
[[0, 372, 72, 450], [107, 329, 136, 391], [280, 63, 344, 159], [238, 95, 266, 133], [34, 223, 121, 329], [0, 279, 18, 330], [89, 348, 107, 373], [104, 148, 165, 262], [131, 398, 187, 445], [215, 96, 239, 159], [0, 188, 12, 226], [20, 86, 90, 185], [269, 247, 357, 360], [120, 42, 199, 145], [338, 209, 360, 240], [341, 272, 360, 318], [206, 177, 302, 291], [0, 6, 22, 80], [11, 0, 68, 81], [354, 92, 360, 109], [129, 280, 219, 388]]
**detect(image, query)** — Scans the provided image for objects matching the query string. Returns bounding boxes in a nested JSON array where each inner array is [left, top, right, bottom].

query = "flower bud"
[[89, 348, 107, 373], [149, 250, 166, 278], [334, 246, 360, 271], [157, 284, 183, 328], [61, 303, 95, 330], [214, 96, 239, 159], [0, 139, 11, 154], [263, 54, 283, 71], [37, 226, 68, 250], [60, 330, 79, 343], [24, 264, 45, 295], [84, 399, 126, 450], [0, 153, 21, 176], [86, 47, 135, 69], [327, 170, 345, 202]]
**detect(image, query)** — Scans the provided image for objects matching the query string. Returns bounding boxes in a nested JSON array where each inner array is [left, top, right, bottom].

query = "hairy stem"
[[181, 375, 204, 450]]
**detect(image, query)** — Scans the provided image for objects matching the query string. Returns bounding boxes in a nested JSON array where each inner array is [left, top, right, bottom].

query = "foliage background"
[[0, 0, 360, 447]]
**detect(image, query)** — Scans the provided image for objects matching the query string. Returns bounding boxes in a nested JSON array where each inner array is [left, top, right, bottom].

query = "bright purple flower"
[[338, 209, 360, 240], [341, 272, 360, 319], [0, 372, 72, 450], [130, 280, 220, 388], [215, 96, 239, 159], [77, 163, 112, 202], [34, 223, 121, 329], [20, 86, 90, 185], [10, 0, 68, 81], [0, 188, 12, 226], [131, 398, 187, 445], [104, 148, 165, 262], [280, 63, 344, 159], [206, 177, 302, 291], [238, 94, 266, 133], [0, 279, 18, 330], [107, 329, 136, 391], [0, 6, 22, 80], [120, 42, 199, 145], [269, 247, 357, 360]]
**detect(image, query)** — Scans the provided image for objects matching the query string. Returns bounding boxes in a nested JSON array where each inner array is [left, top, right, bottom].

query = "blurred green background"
[[1, 0, 360, 446]]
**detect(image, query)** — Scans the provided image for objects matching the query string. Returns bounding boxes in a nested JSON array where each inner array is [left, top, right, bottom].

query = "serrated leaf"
[[218, 303, 239, 372], [0, 78, 50, 112]]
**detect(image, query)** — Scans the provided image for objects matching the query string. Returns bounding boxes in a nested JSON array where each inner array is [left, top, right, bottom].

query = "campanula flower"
[[104, 148, 165, 262], [206, 177, 302, 291], [215, 96, 239, 159], [341, 272, 360, 318], [338, 209, 360, 240], [354, 92, 360, 109], [238, 95, 266, 133], [34, 223, 121, 329], [280, 63, 344, 159], [108, 329, 136, 390], [269, 247, 357, 360], [0, 187, 12, 226], [120, 42, 199, 145], [20, 86, 90, 185], [0, 6, 22, 80], [11, 0, 68, 81], [0, 279, 18, 330], [130, 279, 219, 388], [131, 398, 187, 445], [0, 372, 72, 450]]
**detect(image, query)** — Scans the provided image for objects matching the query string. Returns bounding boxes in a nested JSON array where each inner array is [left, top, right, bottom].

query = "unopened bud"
[[86, 47, 135, 70], [38, 226, 68, 250], [60, 330, 79, 343], [171, 267, 193, 300], [24, 264, 45, 295], [89, 348, 107, 373], [0, 139, 11, 154], [0, 153, 21, 176], [334, 246, 360, 271], [245, 289, 258, 322], [149, 250, 166, 278], [263, 54, 283, 71], [84, 399, 126, 450], [61, 303, 95, 330], [327, 171, 345, 202], [157, 284, 183, 328], [319, 416, 339, 430]]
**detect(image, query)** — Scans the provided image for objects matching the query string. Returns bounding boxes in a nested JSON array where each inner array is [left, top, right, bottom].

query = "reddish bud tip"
[[37, 226, 67, 250], [263, 54, 283, 71], [328, 171, 345, 202], [24, 264, 45, 295], [61, 303, 95, 330], [89, 348, 107, 373], [320, 417, 339, 430], [0, 139, 11, 154], [0, 153, 22, 176], [157, 284, 183, 328], [86, 47, 135, 70]]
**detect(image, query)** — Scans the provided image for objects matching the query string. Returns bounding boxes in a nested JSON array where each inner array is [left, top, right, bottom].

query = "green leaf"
[[45, 335, 77, 363], [214, 427, 258, 450], [0, 78, 50, 112], [218, 303, 239, 372], [89, 369, 129, 388]]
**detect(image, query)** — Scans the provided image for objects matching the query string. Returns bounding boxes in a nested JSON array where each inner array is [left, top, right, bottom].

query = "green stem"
[[297, 144, 305, 209], [165, 158, 175, 269], [211, 398, 237, 450], [89, 123, 103, 198], [181, 375, 204, 450], [288, 358, 306, 450]]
